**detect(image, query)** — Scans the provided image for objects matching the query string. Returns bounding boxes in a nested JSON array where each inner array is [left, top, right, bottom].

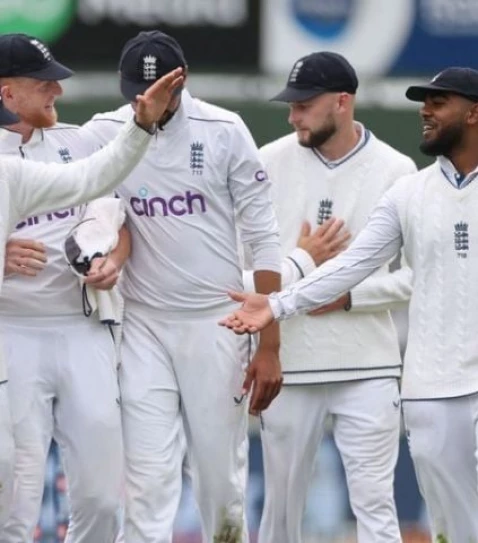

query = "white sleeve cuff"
[[287, 247, 316, 278]]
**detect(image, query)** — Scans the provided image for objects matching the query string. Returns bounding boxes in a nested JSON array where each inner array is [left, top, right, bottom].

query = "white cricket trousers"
[[0, 383, 14, 530], [403, 394, 478, 543], [258, 378, 402, 543], [120, 302, 250, 543], [0, 315, 123, 543]]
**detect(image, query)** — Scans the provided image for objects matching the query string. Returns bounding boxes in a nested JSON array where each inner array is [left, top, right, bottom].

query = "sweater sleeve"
[[269, 190, 403, 320], [5, 119, 151, 227], [348, 261, 412, 312]]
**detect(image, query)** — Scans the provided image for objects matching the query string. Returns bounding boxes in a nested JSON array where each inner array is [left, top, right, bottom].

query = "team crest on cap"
[[143, 55, 157, 81], [289, 60, 304, 83], [30, 39, 52, 61], [431, 71, 443, 83]]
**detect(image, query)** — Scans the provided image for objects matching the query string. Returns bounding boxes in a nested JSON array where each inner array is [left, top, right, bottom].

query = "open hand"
[[219, 291, 275, 334], [298, 218, 350, 266], [135, 67, 184, 130]]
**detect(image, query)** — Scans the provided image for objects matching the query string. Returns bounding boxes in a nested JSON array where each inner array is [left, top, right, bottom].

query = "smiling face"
[[1, 76, 63, 128], [287, 92, 343, 149], [419, 92, 477, 157]]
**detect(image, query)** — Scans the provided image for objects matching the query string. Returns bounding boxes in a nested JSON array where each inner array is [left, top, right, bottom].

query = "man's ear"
[[466, 102, 478, 126]]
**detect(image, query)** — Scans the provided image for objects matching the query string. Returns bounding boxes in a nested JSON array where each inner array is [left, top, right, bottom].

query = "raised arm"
[[3, 68, 184, 227]]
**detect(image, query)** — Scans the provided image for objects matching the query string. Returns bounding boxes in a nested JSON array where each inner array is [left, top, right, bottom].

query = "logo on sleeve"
[[255, 170, 267, 182], [317, 198, 333, 224], [190, 141, 204, 175], [454, 221, 469, 258]]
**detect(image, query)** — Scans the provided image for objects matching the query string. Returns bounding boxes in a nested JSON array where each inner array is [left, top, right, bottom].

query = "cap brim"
[[406, 83, 478, 102], [0, 104, 19, 125], [270, 86, 327, 103], [24, 60, 74, 81]]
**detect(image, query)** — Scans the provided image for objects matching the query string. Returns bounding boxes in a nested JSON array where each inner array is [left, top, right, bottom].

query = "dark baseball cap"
[[0, 34, 73, 80], [271, 51, 358, 103], [406, 67, 478, 102], [119, 30, 187, 101], [0, 94, 19, 125]]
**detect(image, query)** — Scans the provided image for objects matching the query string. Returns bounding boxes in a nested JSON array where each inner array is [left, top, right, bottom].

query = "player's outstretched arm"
[[4, 68, 184, 225], [219, 291, 275, 334]]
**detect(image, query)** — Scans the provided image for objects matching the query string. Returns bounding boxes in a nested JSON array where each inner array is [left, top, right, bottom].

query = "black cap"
[[271, 51, 358, 103], [119, 30, 187, 101], [0, 93, 19, 125], [406, 67, 478, 102], [0, 34, 73, 80]]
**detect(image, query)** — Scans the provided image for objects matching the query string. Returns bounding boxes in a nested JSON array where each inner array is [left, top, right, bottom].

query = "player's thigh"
[[262, 384, 328, 464], [403, 397, 477, 482], [2, 323, 51, 428], [0, 383, 14, 525], [332, 379, 401, 474], [172, 316, 249, 418]]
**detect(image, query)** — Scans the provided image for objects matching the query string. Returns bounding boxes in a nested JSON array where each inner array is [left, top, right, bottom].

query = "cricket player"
[[221, 67, 478, 543], [80, 30, 282, 543], [0, 34, 126, 542], [241, 52, 415, 543], [0, 60, 184, 532]]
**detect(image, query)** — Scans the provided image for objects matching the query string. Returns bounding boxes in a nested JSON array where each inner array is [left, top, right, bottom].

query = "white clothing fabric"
[[0, 118, 152, 382], [270, 160, 478, 399], [259, 379, 401, 543], [255, 128, 415, 383], [120, 302, 250, 543], [0, 118, 152, 533], [66, 197, 125, 324], [403, 396, 478, 542], [0, 316, 122, 542], [80, 90, 281, 313], [80, 91, 281, 542], [0, 123, 96, 319]]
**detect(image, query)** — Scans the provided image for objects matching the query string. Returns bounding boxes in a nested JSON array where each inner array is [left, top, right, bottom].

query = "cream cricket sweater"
[[271, 158, 478, 398], [261, 127, 416, 384]]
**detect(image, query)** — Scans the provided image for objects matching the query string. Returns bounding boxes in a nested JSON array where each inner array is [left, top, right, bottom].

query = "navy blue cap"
[[271, 51, 358, 103], [0, 34, 73, 80], [119, 30, 187, 101], [406, 67, 478, 102]]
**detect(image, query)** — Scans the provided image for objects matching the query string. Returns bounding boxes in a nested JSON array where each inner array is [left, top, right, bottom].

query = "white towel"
[[64, 197, 125, 325]]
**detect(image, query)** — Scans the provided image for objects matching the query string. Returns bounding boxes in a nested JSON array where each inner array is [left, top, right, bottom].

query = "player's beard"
[[297, 116, 337, 149], [20, 106, 58, 129], [420, 120, 464, 157]]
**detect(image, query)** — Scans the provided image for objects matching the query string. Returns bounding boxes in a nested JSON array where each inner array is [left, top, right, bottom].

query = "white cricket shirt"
[[0, 118, 153, 382], [0, 124, 97, 317], [81, 90, 281, 313]]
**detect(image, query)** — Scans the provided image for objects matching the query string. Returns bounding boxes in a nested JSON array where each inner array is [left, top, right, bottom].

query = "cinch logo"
[[130, 190, 207, 217], [16, 208, 76, 230]]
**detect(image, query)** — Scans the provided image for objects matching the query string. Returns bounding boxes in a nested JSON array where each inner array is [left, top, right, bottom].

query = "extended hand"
[[135, 67, 184, 130], [5, 238, 47, 277], [84, 256, 119, 290], [297, 218, 350, 266], [219, 291, 275, 334]]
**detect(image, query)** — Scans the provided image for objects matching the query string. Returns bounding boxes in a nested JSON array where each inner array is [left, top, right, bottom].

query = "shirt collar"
[[312, 122, 370, 169], [438, 155, 478, 189]]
